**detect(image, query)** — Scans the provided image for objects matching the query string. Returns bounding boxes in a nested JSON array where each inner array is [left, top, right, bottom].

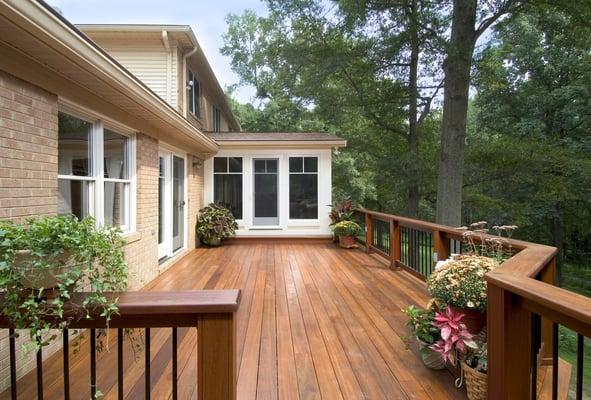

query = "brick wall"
[[0, 70, 61, 389], [0, 70, 58, 221], [0, 71, 207, 391]]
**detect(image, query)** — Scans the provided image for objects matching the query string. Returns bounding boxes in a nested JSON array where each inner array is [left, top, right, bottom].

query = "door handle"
[[180, 200, 186, 207]]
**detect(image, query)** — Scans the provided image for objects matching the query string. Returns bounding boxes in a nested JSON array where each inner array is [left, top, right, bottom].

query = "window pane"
[[194, 81, 201, 117], [290, 174, 318, 219], [188, 71, 195, 114], [158, 158, 165, 244], [214, 174, 243, 219], [214, 157, 227, 173], [254, 159, 266, 173], [289, 157, 303, 173], [58, 113, 92, 176], [104, 182, 127, 228], [266, 159, 278, 173], [58, 179, 91, 219], [104, 129, 128, 179], [228, 157, 242, 173], [304, 157, 318, 173], [254, 174, 277, 218]]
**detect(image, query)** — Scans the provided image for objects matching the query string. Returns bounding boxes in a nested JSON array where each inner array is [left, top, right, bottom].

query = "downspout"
[[161, 30, 172, 105], [182, 42, 199, 118]]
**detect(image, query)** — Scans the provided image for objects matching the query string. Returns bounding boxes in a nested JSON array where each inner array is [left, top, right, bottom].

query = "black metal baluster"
[[552, 322, 558, 400], [576, 334, 584, 400], [90, 329, 96, 399], [145, 328, 151, 400], [9, 329, 17, 400], [63, 329, 70, 400], [530, 314, 540, 400], [118, 329, 124, 400], [37, 346, 43, 400], [172, 328, 178, 400]]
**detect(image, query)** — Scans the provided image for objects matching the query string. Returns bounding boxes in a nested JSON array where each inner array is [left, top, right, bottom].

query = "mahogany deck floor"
[[2, 240, 464, 399]]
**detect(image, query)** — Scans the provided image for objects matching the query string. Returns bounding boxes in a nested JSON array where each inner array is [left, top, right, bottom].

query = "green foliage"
[[328, 198, 355, 226], [331, 220, 363, 237], [402, 305, 440, 346], [196, 204, 238, 245], [0, 216, 127, 352]]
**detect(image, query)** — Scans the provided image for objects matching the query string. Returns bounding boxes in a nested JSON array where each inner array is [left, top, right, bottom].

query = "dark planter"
[[451, 305, 486, 335], [205, 237, 222, 246]]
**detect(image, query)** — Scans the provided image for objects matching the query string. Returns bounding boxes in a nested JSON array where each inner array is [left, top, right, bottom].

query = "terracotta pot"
[[451, 305, 486, 334], [14, 250, 76, 289], [338, 235, 356, 248]]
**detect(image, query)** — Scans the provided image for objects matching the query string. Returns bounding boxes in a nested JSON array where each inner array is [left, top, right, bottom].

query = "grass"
[[559, 262, 591, 398]]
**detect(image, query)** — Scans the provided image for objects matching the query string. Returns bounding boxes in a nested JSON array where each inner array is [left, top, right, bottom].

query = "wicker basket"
[[462, 362, 487, 400]]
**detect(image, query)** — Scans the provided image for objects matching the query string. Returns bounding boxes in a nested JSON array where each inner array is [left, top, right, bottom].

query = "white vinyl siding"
[[100, 48, 178, 108]]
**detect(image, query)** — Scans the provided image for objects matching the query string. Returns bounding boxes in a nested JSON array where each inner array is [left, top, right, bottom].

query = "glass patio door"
[[253, 158, 279, 226], [158, 151, 185, 261]]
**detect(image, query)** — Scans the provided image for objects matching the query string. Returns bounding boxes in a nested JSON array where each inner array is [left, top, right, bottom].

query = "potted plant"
[[196, 203, 238, 246], [427, 254, 498, 334], [0, 216, 128, 351], [402, 304, 445, 369], [331, 220, 363, 248], [430, 306, 477, 366], [329, 198, 356, 243], [463, 335, 487, 400]]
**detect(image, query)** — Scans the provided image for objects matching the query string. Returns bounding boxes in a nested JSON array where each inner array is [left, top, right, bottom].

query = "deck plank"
[[1, 240, 465, 400]]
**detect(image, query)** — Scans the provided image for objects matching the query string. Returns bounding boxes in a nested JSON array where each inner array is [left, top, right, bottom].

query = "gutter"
[[6, 0, 219, 154]]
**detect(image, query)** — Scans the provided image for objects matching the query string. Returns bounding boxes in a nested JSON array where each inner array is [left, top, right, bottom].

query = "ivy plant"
[[196, 203, 238, 246], [0, 216, 128, 352]]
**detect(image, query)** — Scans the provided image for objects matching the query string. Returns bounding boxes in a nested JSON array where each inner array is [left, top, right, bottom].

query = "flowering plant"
[[430, 306, 477, 365], [427, 254, 498, 312]]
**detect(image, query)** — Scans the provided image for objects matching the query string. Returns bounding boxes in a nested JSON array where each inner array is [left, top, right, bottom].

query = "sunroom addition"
[[204, 132, 346, 237]]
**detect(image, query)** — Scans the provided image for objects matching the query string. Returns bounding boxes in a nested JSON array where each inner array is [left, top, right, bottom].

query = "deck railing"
[[0, 290, 241, 400], [356, 208, 591, 399]]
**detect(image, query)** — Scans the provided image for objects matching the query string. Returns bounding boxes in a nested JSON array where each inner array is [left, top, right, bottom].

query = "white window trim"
[[58, 103, 137, 235], [287, 155, 320, 223], [187, 69, 201, 118], [213, 156, 244, 222]]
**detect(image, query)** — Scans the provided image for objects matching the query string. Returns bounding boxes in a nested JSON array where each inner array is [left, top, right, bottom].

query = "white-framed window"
[[187, 69, 201, 118], [213, 157, 243, 220], [289, 156, 318, 220], [57, 111, 135, 232], [213, 106, 221, 132]]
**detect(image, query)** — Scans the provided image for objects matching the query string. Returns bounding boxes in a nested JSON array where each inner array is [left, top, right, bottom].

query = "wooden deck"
[[2, 240, 464, 399]]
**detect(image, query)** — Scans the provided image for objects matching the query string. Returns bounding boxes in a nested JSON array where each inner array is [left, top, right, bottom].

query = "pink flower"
[[430, 306, 477, 366]]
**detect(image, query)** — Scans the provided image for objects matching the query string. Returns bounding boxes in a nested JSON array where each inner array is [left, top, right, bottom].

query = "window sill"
[[248, 226, 283, 231], [122, 231, 141, 244], [288, 219, 320, 226]]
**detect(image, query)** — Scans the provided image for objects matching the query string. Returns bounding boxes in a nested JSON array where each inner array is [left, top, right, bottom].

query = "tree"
[[436, 0, 523, 225]]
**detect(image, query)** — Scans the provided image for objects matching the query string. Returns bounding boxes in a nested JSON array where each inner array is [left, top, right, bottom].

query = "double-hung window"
[[213, 157, 243, 220], [213, 106, 221, 132], [188, 69, 201, 118], [289, 156, 318, 219], [57, 111, 134, 232]]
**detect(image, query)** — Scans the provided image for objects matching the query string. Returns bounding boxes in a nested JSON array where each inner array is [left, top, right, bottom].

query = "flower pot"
[[338, 235, 356, 248], [462, 362, 487, 400], [14, 250, 76, 289], [205, 237, 222, 246], [418, 341, 446, 370], [451, 305, 486, 335]]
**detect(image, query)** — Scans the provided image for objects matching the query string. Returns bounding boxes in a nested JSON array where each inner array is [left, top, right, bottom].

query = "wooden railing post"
[[487, 283, 532, 399], [433, 230, 450, 263], [540, 257, 557, 365], [365, 212, 373, 253], [198, 312, 237, 400], [390, 219, 401, 269]]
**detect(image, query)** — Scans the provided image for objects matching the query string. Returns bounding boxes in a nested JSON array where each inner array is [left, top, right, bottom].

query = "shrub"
[[427, 254, 498, 312], [196, 203, 238, 245], [332, 220, 363, 237]]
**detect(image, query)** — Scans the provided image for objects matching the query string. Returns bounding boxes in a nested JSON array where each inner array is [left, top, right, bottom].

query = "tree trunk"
[[407, 0, 420, 218], [435, 0, 477, 226]]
